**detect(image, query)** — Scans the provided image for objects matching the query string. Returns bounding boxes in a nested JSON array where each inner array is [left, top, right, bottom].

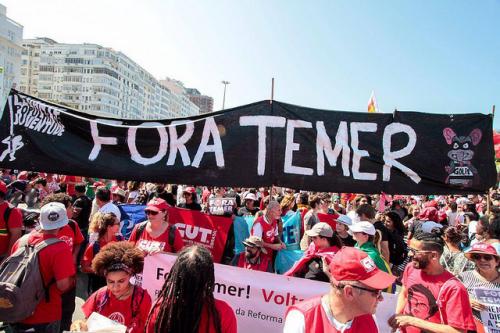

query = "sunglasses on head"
[[471, 253, 495, 261], [145, 210, 159, 216]]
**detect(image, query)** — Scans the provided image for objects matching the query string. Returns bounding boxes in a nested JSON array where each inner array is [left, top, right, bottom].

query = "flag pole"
[[488, 105, 496, 215]]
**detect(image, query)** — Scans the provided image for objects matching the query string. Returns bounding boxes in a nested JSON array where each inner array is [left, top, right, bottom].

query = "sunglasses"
[[471, 253, 496, 261], [336, 284, 382, 298], [145, 210, 159, 216]]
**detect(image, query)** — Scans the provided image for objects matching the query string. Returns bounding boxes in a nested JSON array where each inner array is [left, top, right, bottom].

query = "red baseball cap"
[[465, 242, 499, 260], [329, 247, 395, 290], [146, 198, 169, 212], [183, 186, 196, 194], [0, 181, 6, 194]]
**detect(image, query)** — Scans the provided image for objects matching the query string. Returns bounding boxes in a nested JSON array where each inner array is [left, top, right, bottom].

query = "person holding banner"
[[283, 246, 396, 333], [129, 198, 184, 255], [285, 222, 342, 282], [458, 242, 500, 329], [251, 200, 286, 261], [80, 242, 152, 333], [146, 245, 237, 333], [230, 235, 273, 272]]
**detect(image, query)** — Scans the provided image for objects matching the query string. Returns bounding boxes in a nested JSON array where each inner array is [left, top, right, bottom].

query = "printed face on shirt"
[[408, 284, 438, 320], [106, 270, 132, 298]]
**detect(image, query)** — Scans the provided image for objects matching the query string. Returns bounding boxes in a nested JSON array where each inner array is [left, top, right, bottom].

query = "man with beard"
[[389, 232, 476, 333], [230, 236, 273, 272], [284, 247, 395, 333]]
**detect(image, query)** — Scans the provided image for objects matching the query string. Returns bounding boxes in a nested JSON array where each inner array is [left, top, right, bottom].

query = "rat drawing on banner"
[[443, 127, 482, 187]]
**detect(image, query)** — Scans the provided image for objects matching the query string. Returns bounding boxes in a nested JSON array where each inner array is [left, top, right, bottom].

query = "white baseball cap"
[[244, 193, 257, 201], [349, 221, 376, 236], [336, 214, 352, 226], [40, 202, 69, 231], [421, 221, 444, 234]]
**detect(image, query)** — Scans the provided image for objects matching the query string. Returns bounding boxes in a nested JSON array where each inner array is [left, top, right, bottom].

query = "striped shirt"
[[457, 270, 500, 320]]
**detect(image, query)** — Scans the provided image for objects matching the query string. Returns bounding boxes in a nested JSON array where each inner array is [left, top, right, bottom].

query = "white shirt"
[[99, 201, 121, 221], [283, 296, 358, 333]]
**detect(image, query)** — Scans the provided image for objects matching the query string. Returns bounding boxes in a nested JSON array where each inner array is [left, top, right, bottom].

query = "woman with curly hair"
[[146, 245, 237, 333], [81, 212, 123, 293], [80, 242, 152, 333]]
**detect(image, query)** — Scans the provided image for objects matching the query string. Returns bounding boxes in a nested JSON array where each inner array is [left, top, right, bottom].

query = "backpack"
[[0, 235, 62, 322], [91, 235, 124, 256], [134, 222, 177, 249]]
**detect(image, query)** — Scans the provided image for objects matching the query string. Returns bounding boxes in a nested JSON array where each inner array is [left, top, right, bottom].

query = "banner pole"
[[270, 78, 275, 105], [488, 105, 496, 215]]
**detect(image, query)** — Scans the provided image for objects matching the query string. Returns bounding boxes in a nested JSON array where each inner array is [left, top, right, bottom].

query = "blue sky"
[[4, 0, 500, 128]]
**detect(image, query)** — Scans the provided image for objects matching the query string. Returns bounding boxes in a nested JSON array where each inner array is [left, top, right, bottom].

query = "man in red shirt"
[[0, 181, 22, 261], [230, 235, 273, 272], [251, 200, 286, 259], [389, 232, 476, 332], [41, 193, 85, 332], [283, 246, 395, 333], [11, 202, 75, 333]]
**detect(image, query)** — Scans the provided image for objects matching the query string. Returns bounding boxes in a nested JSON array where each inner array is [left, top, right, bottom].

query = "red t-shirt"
[[62, 175, 82, 196], [10, 232, 75, 324], [81, 236, 123, 270], [401, 264, 476, 333], [129, 222, 184, 253], [0, 201, 23, 256], [57, 220, 85, 252], [146, 298, 237, 333], [82, 286, 152, 333]]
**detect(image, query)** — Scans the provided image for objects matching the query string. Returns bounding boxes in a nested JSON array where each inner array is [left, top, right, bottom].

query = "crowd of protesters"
[[0, 169, 499, 332]]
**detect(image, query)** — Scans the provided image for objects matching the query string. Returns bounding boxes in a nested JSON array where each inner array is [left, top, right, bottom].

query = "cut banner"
[[143, 253, 398, 333], [0, 89, 496, 194], [121, 205, 232, 263]]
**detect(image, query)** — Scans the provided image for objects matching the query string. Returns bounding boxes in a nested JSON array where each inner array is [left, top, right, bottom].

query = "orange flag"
[[368, 91, 378, 113]]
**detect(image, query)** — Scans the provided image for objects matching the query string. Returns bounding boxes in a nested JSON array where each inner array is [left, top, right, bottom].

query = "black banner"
[[0, 90, 496, 194]]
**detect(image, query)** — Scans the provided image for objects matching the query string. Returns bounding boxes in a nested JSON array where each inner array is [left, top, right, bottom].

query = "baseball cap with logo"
[[329, 247, 395, 290], [464, 242, 499, 260], [40, 202, 69, 230], [305, 222, 334, 237], [146, 198, 169, 212], [349, 221, 376, 236]]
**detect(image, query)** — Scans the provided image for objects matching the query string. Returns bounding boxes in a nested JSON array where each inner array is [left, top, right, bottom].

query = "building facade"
[[186, 88, 214, 114], [19, 38, 201, 119], [0, 4, 23, 104]]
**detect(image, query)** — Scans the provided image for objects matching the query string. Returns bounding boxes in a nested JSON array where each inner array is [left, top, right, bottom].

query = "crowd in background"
[[1, 169, 499, 332]]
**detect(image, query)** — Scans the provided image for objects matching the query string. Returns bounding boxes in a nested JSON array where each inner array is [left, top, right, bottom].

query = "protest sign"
[[475, 288, 500, 333], [209, 197, 236, 215], [167, 207, 233, 262], [143, 253, 397, 333], [0, 89, 496, 194]]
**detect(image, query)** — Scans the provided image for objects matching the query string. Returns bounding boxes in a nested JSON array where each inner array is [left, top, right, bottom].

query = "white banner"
[[143, 254, 397, 333]]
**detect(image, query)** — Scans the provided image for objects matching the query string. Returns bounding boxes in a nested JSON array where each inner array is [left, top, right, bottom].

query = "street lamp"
[[221, 80, 230, 110]]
